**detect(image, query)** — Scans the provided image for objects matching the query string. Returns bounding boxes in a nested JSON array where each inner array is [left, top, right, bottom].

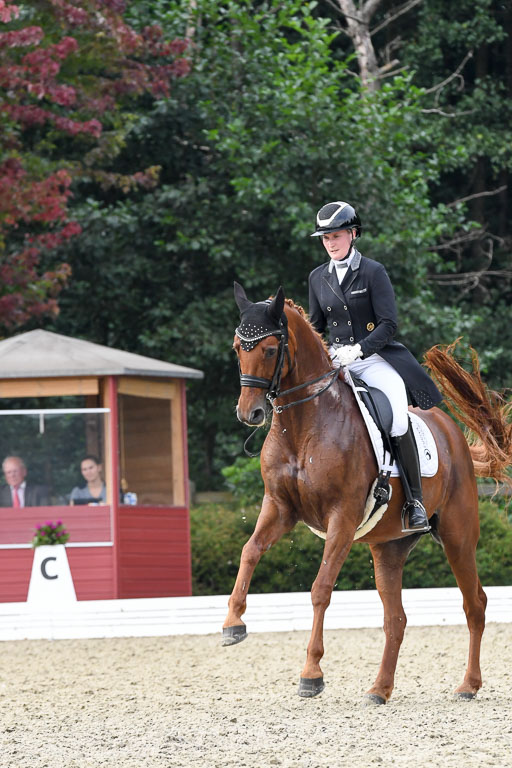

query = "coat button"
[[347, 321, 352, 326], [350, 337, 354, 342], [327, 306, 331, 312], [335, 337, 340, 342], [344, 305, 348, 310], [333, 321, 338, 326]]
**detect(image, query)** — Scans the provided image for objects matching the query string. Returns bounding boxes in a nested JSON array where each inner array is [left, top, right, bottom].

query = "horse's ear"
[[234, 281, 252, 314], [268, 286, 285, 323]]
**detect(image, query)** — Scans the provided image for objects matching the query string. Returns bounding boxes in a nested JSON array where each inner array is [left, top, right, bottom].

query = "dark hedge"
[[190, 500, 512, 595]]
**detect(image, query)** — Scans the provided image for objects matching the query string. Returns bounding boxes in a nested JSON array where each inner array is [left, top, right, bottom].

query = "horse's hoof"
[[362, 693, 387, 707], [453, 691, 476, 701], [221, 625, 247, 646], [298, 677, 325, 698]]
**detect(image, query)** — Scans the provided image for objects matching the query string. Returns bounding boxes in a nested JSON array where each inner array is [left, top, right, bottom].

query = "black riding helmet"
[[310, 201, 362, 237]]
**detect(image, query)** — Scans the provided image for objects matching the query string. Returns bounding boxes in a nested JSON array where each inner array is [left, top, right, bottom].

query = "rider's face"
[[321, 229, 354, 261]]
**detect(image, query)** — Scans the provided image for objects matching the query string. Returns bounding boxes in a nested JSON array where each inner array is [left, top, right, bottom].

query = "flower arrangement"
[[32, 520, 70, 548]]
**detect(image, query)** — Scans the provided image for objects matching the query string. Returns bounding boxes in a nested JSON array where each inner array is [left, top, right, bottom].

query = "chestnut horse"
[[223, 284, 512, 704]]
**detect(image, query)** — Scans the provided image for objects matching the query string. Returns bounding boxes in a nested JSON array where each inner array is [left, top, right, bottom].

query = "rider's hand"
[[331, 343, 362, 367]]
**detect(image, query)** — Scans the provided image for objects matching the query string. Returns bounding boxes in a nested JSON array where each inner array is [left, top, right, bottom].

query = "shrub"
[[221, 456, 264, 507], [190, 500, 512, 595]]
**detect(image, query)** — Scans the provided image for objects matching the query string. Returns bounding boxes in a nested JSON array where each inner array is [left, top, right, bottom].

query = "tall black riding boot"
[[391, 423, 431, 533]]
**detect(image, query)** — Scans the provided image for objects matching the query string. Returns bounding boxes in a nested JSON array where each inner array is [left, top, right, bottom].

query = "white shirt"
[[328, 251, 355, 285]]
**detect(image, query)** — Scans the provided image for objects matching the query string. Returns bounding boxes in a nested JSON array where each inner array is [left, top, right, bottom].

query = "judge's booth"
[[0, 330, 203, 603]]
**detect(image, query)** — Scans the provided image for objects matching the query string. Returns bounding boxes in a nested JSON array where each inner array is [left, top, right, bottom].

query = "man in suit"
[[0, 455, 49, 507], [308, 201, 442, 532]]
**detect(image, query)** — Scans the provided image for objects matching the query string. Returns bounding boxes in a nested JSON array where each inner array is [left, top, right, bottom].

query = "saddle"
[[350, 374, 393, 451]]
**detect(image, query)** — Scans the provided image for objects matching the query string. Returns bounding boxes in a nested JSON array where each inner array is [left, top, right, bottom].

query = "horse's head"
[[233, 281, 289, 426]]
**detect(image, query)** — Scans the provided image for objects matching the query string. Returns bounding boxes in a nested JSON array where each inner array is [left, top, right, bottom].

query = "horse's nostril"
[[250, 408, 266, 426]]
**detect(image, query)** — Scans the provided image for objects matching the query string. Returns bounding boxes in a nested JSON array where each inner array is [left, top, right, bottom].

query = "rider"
[[308, 201, 442, 532]]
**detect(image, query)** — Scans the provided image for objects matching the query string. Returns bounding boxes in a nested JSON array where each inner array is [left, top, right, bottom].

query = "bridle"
[[236, 311, 339, 416]]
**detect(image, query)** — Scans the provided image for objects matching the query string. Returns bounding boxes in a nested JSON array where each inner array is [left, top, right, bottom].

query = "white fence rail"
[[0, 586, 510, 642]]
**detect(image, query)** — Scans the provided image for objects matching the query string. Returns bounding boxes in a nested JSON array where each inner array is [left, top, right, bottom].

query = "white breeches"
[[331, 351, 410, 436]]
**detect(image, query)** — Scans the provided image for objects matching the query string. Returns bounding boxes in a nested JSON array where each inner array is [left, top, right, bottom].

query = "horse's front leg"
[[299, 518, 355, 697], [222, 495, 293, 646]]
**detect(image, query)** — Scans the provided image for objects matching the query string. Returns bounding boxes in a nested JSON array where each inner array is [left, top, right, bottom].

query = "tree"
[[323, 0, 512, 310], [0, 0, 189, 332], [47, 0, 488, 488]]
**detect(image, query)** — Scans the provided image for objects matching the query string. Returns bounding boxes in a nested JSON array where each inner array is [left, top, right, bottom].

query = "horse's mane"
[[283, 298, 330, 355], [284, 297, 307, 316]]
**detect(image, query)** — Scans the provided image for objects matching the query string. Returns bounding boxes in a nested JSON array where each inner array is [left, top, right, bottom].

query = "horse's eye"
[[264, 347, 277, 359]]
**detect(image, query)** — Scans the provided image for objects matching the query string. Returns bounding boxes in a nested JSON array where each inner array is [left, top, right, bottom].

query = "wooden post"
[[104, 376, 120, 598], [181, 379, 190, 510]]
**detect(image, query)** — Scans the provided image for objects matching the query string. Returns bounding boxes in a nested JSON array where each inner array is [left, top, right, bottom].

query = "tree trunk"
[[336, 0, 384, 92]]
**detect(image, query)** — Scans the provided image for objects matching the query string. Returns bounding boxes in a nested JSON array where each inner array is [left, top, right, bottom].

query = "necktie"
[[12, 486, 20, 508]]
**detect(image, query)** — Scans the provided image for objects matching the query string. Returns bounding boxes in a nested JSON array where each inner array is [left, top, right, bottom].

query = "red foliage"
[[0, 0, 190, 331], [0, 1, 19, 24]]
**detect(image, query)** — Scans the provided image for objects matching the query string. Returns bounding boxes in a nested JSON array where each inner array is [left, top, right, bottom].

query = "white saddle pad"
[[390, 412, 438, 477], [345, 369, 439, 478]]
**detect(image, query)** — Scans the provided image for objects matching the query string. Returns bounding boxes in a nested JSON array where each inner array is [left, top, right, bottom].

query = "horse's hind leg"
[[222, 496, 293, 646], [437, 497, 487, 698], [365, 535, 422, 705]]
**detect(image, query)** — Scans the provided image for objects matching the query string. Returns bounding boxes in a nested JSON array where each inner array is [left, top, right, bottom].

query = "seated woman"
[[70, 455, 107, 505]]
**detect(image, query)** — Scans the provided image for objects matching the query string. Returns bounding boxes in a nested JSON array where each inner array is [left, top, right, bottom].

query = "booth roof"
[[0, 329, 204, 380]]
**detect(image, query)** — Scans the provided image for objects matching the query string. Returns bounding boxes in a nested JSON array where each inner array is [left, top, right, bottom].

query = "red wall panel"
[[0, 550, 33, 602], [0, 505, 112, 546], [66, 547, 115, 600], [117, 505, 191, 598]]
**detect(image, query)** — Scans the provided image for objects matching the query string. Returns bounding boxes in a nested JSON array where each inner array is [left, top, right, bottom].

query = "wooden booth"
[[0, 329, 203, 602]]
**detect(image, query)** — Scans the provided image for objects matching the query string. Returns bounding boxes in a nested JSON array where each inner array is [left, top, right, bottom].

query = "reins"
[[266, 368, 338, 414]]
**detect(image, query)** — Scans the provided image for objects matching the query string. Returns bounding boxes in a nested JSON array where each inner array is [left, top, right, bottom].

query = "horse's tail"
[[424, 339, 512, 488]]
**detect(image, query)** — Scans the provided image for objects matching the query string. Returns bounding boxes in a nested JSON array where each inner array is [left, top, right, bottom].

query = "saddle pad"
[[346, 368, 439, 478], [390, 412, 438, 478]]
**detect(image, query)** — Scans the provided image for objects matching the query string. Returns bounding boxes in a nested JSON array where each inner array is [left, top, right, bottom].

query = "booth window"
[[0, 408, 108, 506]]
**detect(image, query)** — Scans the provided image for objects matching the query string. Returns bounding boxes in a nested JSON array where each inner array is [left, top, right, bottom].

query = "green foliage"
[[36, 0, 511, 492], [190, 499, 512, 595], [221, 456, 264, 507]]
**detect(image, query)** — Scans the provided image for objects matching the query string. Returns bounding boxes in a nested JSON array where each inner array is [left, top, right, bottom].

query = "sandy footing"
[[1, 623, 511, 767]]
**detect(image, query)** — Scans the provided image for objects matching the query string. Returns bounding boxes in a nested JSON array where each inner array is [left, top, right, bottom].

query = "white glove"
[[331, 343, 362, 367]]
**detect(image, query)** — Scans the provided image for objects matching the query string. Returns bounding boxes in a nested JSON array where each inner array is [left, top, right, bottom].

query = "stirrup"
[[401, 500, 431, 533]]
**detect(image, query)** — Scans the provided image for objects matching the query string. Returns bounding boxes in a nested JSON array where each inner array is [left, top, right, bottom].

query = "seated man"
[[0, 455, 49, 507]]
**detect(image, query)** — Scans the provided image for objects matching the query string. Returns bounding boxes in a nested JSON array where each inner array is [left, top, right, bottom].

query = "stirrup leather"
[[401, 499, 431, 533]]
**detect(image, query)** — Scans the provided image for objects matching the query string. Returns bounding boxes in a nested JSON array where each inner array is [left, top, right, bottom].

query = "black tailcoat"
[[308, 250, 442, 410]]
